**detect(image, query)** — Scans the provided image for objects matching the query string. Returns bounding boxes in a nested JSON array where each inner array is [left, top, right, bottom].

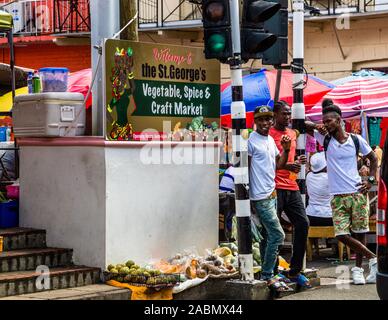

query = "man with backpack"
[[306, 104, 379, 285]]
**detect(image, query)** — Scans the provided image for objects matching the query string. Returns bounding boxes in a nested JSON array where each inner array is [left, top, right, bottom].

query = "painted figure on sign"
[[107, 47, 136, 140]]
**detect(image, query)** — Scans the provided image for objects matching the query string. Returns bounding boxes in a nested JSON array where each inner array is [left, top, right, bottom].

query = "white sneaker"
[[366, 257, 378, 284], [351, 267, 366, 285]]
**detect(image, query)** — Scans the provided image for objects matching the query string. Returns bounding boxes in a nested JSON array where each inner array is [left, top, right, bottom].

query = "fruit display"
[[105, 260, 179, 288], [180, 250, 239, 280], [220, 241, 262, 273]]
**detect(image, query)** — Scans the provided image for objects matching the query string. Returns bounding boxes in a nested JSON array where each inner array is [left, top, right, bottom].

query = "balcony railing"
[[305, 0, 388, 16], [138, 0, 202, 29], [0, 0, 90, 36]]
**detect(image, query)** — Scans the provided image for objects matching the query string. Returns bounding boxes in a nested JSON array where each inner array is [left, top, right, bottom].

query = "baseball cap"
[[254, 106, 274, 119], [310, 152, 327, 173]]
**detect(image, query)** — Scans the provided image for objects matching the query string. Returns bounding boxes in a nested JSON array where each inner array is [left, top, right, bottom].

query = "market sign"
[[103, 39, 221, 141]]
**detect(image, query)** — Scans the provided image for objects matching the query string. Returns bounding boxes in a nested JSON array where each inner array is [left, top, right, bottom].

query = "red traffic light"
[[204, 1, 225, 22], [202, 0, 231, 28]]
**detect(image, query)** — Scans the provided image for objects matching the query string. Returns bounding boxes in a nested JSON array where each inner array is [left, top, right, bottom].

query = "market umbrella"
[[331, 69, 387, 86], [307, 78, 388, 121], [221, 69, 334, 128], [0, 86, 28, 114], [67, 68, 92, 108]]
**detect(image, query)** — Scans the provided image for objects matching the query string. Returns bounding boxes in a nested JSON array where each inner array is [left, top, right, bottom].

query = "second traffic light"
[[241, 0, 281, 61], [202, 0, 233, 62], [262, 0, 289, 66]]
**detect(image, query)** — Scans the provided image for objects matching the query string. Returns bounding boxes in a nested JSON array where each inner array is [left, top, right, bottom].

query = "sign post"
[[229, 0, 254, 281]]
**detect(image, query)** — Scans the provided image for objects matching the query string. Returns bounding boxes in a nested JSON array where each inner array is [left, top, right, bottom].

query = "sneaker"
[[351, 267, 366, 285], [366, 257, 378, 284]]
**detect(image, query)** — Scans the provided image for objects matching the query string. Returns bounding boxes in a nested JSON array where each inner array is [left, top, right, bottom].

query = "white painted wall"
[[19, 143, 219, 269], [105, 144, 219, 266], [19, 146, 107, 268]]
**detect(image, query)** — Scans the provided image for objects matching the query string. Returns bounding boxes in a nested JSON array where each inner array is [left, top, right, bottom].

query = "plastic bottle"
[[6, 127, 11, 142], [32, 71, 41, 93], [27, 72, 33, 94]]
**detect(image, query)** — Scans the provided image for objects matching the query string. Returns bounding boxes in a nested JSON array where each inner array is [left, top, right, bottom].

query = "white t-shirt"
[[248, 132, 279, 201], [314, 131, 372, 195], [306, 171, 332, 218]]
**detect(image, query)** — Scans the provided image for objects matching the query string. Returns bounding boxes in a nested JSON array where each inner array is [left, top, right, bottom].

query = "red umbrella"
[[67, 68, 92, 108]]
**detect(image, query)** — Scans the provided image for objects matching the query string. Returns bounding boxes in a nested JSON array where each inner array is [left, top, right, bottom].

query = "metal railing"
[[306, 0, 388, 15], [138, 0, 388, 29], [0, 0, 90, 36], [53, 0, 90, 34], [138, 0, 202, 29], [365, 0, 388, 12], [0, 0, 53, 35]]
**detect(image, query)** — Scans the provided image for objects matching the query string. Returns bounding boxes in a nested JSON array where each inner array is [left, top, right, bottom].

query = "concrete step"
[[0, 248, 73, 272], [0, 228, 47, 251], [0, 266, 101, 298], [0, 284, 130, 300]]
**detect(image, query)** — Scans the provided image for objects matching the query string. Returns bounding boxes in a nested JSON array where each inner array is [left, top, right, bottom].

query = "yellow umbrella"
[[0, 87, 28, 113]]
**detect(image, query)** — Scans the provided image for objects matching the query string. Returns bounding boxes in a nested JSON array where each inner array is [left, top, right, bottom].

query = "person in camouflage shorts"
[[331, 193, 369, 236], [306, 103, 379, 285]]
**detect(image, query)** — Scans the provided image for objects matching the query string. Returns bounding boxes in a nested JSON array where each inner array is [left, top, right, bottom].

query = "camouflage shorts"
[[331, 193, 369, 236]]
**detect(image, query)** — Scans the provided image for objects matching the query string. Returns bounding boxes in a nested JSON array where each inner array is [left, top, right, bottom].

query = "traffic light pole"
[[230, 0, 254, 281], [291, 0, 306, 204]]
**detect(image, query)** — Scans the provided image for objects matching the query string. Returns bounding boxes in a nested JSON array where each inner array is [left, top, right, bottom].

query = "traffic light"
[[202, 0, 233, 61], [262, 0, 289, 66], [241, 0, 281, 62]]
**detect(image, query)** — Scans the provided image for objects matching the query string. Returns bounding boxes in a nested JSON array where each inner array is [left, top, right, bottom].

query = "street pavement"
[[279, 248, 379, 300]]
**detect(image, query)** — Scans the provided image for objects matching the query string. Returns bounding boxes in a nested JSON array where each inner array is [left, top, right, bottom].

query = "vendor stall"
[[16, 40, 222, 269]]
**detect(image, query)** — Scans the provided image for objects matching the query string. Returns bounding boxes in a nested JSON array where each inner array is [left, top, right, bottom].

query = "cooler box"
[[13, 92, 85, 137]]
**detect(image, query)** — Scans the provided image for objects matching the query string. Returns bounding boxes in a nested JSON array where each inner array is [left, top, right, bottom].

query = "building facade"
[[137, 0, 388, 82], [0, 0, 91, 72]]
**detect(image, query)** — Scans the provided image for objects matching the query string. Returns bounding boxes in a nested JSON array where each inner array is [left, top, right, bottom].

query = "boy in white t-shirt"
[[248, 106, 292, 290], [306, 104, 378, 285]]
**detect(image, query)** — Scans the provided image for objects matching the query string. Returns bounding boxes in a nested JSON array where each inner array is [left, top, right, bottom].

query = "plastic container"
[[13, 92, 85, 137], [6, 127, 11, 141], [39, 67, 69, 92], [6, 185, 19, 199], [0, 201, 19, 228]]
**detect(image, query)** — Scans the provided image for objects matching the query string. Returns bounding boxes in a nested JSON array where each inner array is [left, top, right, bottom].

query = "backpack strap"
[[323, 135, 331, 158], [350, 133, 360, 156]]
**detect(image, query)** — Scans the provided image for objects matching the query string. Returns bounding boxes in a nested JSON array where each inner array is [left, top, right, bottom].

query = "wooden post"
[[120, 0, 138, 41]]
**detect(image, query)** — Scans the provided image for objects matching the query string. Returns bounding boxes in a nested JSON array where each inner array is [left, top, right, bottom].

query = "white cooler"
[[13, 92, 85, 137]]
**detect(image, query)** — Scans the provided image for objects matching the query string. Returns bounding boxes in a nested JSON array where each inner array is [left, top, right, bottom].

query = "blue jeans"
[[252, 197, 285, 280]]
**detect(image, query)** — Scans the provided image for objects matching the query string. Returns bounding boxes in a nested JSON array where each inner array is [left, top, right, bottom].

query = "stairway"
[[0, 228, 101, 298]]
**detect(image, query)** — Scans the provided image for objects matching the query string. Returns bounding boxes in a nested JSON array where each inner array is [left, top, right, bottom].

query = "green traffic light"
[[208, 33, 226, 53]]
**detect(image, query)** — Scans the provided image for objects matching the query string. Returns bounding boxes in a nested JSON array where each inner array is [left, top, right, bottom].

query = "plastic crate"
[[0, 201, 19, 228]]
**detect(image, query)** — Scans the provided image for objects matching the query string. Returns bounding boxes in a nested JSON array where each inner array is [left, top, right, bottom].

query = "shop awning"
[[307, 78, 388, 121], [221, 69, 334, 128], [0, 10, 13, 31]]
